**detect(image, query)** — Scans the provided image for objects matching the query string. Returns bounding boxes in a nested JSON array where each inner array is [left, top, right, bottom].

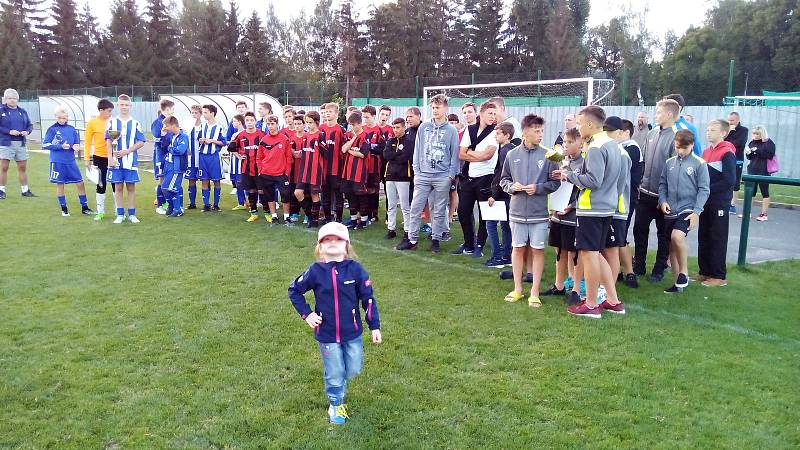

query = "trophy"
[[108, 130, 121, 167]]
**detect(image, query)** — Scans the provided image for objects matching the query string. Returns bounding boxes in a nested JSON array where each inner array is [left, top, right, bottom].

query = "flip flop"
[[504, 290, 524, 303], [528, 296, 542, 308]]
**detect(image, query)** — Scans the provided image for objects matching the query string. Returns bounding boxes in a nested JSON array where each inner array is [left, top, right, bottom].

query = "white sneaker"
[[61, 211, 70, 217], [113, 216, 125, 224], [155, 206, 167, 215], [230, 188, 237, 195], [128, 215, 140, 224]]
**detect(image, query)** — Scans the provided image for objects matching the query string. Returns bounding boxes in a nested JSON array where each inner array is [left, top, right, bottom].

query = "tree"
[[307, 0, 339, 79], [469, 0, 505, 71], [75, 2, 102, 85], [0, 3, 39, 90], [220, 0, 241, 83], [543, 0, 584, 74], [144, 0, 179, 84], [239, 11, 269, 84], [39, 0, 86, 89], [107, 0, 150, 84]]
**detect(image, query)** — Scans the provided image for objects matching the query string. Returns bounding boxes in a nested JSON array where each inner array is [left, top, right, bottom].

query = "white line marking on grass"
[[292, 226, 800, 347]]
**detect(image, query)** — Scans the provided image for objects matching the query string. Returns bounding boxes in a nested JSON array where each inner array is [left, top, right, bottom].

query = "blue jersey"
[[106, 117, 146, 169], [200, 122, 226, 155], [43, 122, 81, 164], [675, 116, 702, 156], [187, 122, 203, 169], [255, 118, 269, 134], [165, 130, 190, 172]]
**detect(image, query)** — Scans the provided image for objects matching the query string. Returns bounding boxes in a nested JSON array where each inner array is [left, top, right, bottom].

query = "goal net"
[[423, 77, 615, 111]]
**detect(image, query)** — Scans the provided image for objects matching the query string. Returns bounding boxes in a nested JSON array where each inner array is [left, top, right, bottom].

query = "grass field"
[[1, 153, 798, 449]]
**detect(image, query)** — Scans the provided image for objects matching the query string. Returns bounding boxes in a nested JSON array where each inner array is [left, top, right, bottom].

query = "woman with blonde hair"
[[744, 125, 776, 221]]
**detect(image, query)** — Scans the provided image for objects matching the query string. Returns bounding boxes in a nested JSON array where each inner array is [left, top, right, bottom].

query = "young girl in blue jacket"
[[288, 222, 382, 424], [43, 107, 92, 216]]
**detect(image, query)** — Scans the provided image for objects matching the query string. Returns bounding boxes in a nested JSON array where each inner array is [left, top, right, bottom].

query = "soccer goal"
[[423, 77, 615, 112]]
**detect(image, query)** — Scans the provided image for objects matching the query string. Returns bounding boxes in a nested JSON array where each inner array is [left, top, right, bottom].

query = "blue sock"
[[202, 188, 210, 207], [173, 195, 182, 211], [156, 186, 165, 206], [58, 195, 67, 207], [188, 185, 197, 205], [128, 208, 136, 217], [116, 207, 124, 216], [213, 186, 220, 207], [178, 186, 184, 208], [78, 194, 87, 206], [236, 185, 245, 205]]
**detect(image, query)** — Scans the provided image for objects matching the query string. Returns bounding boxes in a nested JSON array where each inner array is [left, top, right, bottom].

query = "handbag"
[[767, 154, 779, 174]]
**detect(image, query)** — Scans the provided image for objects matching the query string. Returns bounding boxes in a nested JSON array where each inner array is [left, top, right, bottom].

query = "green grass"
[[1, 154, 799, 449], [763, 183, 800, 206]]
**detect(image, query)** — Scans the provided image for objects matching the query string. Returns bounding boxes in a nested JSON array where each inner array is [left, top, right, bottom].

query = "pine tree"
[[176, 0, 205, 85], [39, 0, 86, 88], [544, 0, 584, 75], [469, 0, 505, 72], [108, 0, 150, 84], [0, 3, 39, 90], [239, 11, 269, 84], [308, 0, 338, 79], [220, 0, 241, 83], [75, 1, 102, 85], [144, 0, 179, 84]]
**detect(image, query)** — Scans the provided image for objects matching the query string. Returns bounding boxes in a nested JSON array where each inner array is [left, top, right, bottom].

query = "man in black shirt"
[[725, 112, 749, 215]]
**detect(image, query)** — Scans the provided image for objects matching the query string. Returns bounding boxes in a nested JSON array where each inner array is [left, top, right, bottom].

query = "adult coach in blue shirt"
[[0, 88, 35, 199]]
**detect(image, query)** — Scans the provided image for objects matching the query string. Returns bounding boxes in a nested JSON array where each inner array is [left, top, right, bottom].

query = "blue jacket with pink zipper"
[[288, 259, 380, 344]]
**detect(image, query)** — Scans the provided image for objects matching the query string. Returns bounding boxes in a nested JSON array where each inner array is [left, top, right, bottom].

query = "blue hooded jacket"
[[0, 104, 33, 146]]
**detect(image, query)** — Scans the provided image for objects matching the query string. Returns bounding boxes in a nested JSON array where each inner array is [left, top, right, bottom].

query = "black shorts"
[[342, 180, 367, 195], [295, 181, 323, 195], [259, 175, 290, 202], [751, 179, 770, 198], [325, 174, 342, 190], [241, 173, 261, 191], [605, 218, 627, 248], [666, 212, 692, 237], [575, 215, 612, 251], [366, 172, 381, 190], [560, 224, 577, 252], [548, 221, 562, 247]]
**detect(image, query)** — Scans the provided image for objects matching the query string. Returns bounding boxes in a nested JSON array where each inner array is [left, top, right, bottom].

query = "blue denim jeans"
[[486, 219, 512, 260], [319, 337, 364, 405]]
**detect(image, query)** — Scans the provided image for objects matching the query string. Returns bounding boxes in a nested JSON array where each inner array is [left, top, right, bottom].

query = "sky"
[[91, 0, 713, 41]]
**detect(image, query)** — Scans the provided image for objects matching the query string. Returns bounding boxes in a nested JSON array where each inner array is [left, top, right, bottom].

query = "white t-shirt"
[[460, 125, 498, 178]]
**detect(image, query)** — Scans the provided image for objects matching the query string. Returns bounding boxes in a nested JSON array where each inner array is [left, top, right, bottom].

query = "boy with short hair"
[[44, 106, 92, 216], [484, 122, 515, 268], [198, 104, 227, 212], [106, 94, 146, 224], [341, 111, 372, 230], [563, 105, 626, 318], [659, 130, 710, 293], [361, 105, 385, 224], [499, 114, 561, 307], [319, 102, 347, 223], [295, 110, 325, 227], [185, 104, 203, 209], [152, 99, 175, 215], [600, 116, 633, 291], [288, 114, 307, 223], [617, 119, 643, 287], [227, 101, 248, 209], [383, 117, 414, 239], [257, 102, 273, 133], [258, 114, 294, 225], [84, 99, 113, 220], [229, 112, 267, 222], [160, 116, 189, 217]]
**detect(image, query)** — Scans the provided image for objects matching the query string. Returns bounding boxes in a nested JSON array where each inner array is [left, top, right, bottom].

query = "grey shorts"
[[0, 142, 28, 161], [510, 221, 549, 249]]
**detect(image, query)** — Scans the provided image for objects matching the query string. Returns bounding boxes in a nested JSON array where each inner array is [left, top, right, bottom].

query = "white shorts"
[[510, 221, 549, 249]]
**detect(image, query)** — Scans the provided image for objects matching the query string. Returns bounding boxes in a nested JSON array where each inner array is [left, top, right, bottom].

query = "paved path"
[[630, 202, 800, 264]]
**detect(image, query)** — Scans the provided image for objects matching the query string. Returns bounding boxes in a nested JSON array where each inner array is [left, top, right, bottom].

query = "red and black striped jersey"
[[287, 132, 305, 183], [298, 129, 325, 185], [231, 129, 266, 176], [342, 130, 369, 183], [363, 125, 385, 175], [379, 124, 393, 141], [319, 123, 347, 177]]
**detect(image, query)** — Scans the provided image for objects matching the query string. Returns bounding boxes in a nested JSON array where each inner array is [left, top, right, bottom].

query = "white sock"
[[0, 185, 5, 192], [21, 185, 29, 192], [96, 193, 105, 214]]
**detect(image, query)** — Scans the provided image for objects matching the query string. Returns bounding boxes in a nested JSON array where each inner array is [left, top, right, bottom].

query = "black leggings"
[[93, 156, 111, 194]]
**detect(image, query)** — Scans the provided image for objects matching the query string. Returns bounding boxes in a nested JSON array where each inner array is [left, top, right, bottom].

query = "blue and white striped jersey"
[[200, 122, 226, 155], [106, 116, 146, 169], [188, 122, 203, 169]]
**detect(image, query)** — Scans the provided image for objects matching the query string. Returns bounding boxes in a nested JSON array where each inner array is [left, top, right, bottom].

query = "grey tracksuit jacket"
[[658, 152, 711, 218], [499, 143, 561, 223], [565, 132, 622, 217], [640, 125, 677, 197]]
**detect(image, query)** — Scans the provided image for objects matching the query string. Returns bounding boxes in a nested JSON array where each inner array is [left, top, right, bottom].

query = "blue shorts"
[[107, 166, 140, 184], [199, 153, 222, 181], [230, 173, 241, 183], [154, 161, 165, 179], [49, 161, 83, 184], [161, 170, 184, 193], [184, 166, 199, 180]]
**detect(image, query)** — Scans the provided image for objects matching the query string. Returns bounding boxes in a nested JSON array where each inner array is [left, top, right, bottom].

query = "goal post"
[[422, 77, 615, 113]]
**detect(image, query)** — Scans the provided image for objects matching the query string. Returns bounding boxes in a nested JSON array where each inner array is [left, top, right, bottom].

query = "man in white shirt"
[[452, 101, 498, 257]]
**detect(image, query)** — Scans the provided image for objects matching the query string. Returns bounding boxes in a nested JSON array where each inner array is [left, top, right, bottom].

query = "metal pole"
[[737, 181, 754, 266], [537, 69, 542, 99], [470, 73, 475, 101], [366, 80, 371, 105], [415, 76, 420, 106], [620, 65, 629, 105], [727, 59, 735, 98]]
